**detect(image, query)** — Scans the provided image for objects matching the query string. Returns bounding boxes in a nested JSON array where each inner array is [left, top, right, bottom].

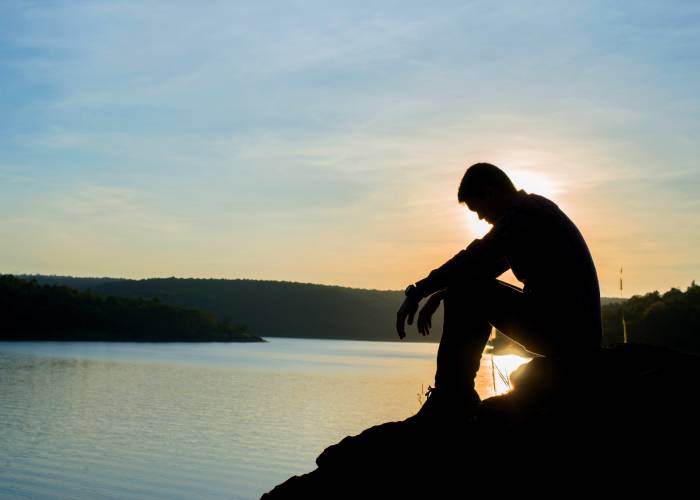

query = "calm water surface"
[[0, 339, 528, 499]]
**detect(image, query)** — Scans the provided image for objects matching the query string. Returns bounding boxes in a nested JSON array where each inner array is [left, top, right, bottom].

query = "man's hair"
[[457, 162, 516, 203]]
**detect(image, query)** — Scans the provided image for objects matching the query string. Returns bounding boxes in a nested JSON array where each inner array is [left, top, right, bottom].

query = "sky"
[[1, 1, 698, 297]]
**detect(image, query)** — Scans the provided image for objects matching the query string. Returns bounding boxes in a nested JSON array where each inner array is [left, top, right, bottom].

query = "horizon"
[[2, 2, 699, 297], [10, 271, 695, 299]]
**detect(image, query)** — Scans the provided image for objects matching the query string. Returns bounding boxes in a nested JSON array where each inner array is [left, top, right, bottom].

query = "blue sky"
[[1, 1, 699, 296]]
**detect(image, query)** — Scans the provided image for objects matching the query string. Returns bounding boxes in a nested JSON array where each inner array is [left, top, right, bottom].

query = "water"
[[0, 339, 528, 499]]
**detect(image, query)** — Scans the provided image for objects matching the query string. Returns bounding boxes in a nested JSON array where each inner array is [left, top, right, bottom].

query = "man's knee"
[[443, 279, 498, 311]]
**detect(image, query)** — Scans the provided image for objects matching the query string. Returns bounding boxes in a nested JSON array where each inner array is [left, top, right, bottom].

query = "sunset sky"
[[1, 1, 698, 297]]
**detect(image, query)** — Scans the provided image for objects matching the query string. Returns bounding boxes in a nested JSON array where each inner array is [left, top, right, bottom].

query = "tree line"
[[602, 281, 699, 354], [0, 275, 263, 342], [17, 274, 700, 355]]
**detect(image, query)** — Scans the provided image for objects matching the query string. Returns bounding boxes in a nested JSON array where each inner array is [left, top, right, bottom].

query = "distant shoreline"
[[1, 275, 264, 343], [7, 274, 699, 356], [0, 337, 266, 343]]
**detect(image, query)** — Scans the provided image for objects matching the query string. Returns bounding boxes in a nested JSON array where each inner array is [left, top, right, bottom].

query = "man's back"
[[504, 190, 602, 343], [415, 189, 602, 345]]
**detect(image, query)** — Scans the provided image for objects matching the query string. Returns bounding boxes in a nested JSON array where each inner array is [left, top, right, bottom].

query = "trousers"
[[435, 278, 596, 391]]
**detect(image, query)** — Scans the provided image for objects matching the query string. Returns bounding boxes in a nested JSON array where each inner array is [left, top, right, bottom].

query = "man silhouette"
[[396, 163, 602, 423]]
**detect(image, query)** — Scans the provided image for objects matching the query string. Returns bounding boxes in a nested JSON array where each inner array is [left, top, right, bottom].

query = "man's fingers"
[[396, 299, 421, 338], [418, 313, 427, 336]]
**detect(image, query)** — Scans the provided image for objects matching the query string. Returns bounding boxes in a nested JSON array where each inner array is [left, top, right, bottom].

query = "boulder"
[[262, 343, 700, 498]]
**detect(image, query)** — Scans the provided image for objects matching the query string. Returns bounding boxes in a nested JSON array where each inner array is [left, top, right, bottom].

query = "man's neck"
[[504, 189, 524, 209], [494, 190, 525, 223]]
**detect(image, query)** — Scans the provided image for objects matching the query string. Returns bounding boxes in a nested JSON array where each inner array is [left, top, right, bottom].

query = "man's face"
[[466, 193, 499, 224]]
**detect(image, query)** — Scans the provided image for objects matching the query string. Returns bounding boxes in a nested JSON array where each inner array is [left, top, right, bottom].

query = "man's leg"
[[434, 278, 539, 393], [406, 279, 529, 423]]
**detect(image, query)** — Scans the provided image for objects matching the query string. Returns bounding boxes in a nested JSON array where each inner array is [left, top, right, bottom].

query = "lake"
[[0, 339, 529, 499]]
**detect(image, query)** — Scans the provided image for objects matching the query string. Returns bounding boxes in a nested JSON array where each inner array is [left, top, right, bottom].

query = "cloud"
[[1, 1, 698, 293]]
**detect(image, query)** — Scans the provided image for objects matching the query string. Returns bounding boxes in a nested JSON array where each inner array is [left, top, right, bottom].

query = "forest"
[[16, 275, 700, 355], [601, 281, 699, 354], [0, 275, 262, 342]]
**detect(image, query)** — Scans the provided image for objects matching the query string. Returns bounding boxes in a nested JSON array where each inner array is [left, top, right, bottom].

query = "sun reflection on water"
[[489, 353, 532, 396]]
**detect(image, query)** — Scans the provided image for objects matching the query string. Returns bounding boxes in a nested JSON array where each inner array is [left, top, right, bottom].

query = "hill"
[[262, 343, 699, 497], [89, 277, 410, 342], [601, 281, 700, 354], [0, 275, 262, 342], [21, 275, 698, 354]]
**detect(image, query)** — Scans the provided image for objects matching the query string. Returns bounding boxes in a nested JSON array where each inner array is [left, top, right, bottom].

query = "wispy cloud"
[[1, 1, 698, 294]]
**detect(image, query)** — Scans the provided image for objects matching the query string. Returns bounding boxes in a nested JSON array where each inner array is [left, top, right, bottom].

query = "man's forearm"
[[411, 245, 475, 299], [429, 289, 448, 301], [412, 271, 448, 300], [411, 239, 509, 300], [405, 280, 446, 303]]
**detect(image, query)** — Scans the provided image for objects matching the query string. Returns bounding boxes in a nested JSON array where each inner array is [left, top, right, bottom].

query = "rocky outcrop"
[[262, 343, 700, 498]]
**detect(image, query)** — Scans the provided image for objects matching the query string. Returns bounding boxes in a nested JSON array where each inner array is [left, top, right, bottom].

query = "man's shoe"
[[404, 385, 481, 425]]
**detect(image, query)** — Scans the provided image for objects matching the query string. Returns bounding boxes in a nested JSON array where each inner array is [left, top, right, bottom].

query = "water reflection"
[[0, 340, 532, 499], [489, 353, 532, 395]]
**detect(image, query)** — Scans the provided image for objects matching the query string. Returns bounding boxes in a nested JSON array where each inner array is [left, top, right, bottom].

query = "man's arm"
[[398, 234, 506, 339], [409, 224, 513, 300], [411, 241, 508, 299]]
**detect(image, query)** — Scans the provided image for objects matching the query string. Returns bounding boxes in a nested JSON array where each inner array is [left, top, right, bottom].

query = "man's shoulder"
[[516, 190, 565, 217], [487, 191, 570, 239], [491, 190, 571, 238], [520, 189, 554, 206]]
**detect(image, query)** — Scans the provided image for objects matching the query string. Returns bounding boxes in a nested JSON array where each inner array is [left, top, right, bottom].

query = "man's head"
[[458, 163, 518, 224]]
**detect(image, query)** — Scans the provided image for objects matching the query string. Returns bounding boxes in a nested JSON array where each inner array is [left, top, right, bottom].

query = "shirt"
[[414, 189, 603, 342]]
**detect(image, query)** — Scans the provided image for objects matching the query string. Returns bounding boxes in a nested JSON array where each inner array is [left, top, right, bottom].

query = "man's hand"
[[396, 296, 419, 340], [416, 291, 444, 336]]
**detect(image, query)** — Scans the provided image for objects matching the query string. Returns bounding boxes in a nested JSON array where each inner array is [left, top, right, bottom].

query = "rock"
[[261, 343, 700, 498]]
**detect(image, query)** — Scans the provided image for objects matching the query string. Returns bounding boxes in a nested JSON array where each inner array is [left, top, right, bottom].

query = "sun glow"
[[508, 169, 561, 200], [461, 168, 562, 239], [463, 211, 493, 238], [491, 354, 531, 395]]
